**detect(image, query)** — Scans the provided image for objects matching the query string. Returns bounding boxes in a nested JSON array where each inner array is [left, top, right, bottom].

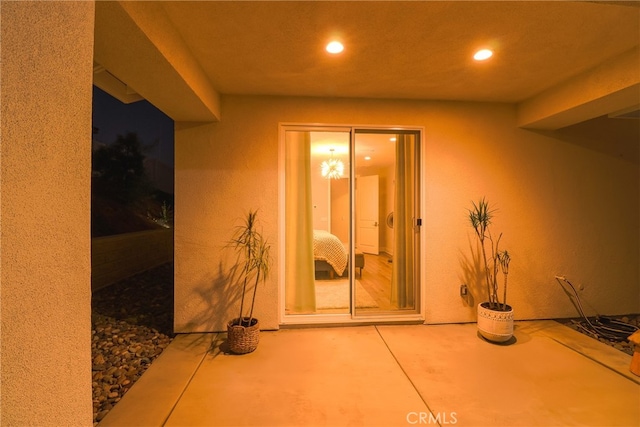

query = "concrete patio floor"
[[99, 320, 639, 427]]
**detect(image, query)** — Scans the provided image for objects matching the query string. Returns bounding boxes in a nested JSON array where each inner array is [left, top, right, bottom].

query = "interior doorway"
[[356, 174, 380, 255], [280, 125, 422, 325]]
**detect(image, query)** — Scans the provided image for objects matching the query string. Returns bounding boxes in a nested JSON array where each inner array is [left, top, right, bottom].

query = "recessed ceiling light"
[[474, 49, 493, 61], [326, 41, 344, 54], [390, 137, 396, 142], [364, 156, 371, 161]]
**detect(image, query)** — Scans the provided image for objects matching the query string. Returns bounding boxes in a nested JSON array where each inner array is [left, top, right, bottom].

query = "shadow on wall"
[[181, 259, 255, 333], [458, 236, 487, 310]]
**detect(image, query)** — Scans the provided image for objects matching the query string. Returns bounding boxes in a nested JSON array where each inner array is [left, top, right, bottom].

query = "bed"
[[313, 230, 364, 279]]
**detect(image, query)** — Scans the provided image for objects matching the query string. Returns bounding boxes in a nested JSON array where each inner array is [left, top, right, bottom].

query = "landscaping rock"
[[91, 262, 174, 426], [557, 314, 639, 356]]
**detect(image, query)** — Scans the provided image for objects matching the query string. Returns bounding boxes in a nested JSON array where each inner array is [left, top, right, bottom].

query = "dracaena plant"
[[468, 198, 511, 311], [229, 210, 272, 327]]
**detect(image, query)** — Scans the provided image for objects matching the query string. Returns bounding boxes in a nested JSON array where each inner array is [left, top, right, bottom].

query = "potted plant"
[[226, 209, 271, 354], [468, 198, 513, 343]]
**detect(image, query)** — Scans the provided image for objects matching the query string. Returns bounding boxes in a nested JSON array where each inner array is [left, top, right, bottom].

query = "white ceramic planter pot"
[[477, 302, 514, 343]]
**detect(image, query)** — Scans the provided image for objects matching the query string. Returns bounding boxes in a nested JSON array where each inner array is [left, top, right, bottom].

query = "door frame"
[[278, 123, 426, 326]]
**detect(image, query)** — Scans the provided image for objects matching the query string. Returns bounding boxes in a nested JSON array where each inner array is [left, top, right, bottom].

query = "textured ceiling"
[[160, 1, 640, 103]]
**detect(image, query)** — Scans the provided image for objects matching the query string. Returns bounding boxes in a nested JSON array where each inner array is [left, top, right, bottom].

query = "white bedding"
[[313, 230, 348, 276]]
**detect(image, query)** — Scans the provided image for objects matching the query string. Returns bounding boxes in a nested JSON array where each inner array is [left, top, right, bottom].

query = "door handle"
[[374, 221, 378, 227]]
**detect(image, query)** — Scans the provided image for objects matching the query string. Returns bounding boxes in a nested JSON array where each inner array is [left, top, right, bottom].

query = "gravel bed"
[[91, 263, 175, 425], [556, 314, 639, 356]]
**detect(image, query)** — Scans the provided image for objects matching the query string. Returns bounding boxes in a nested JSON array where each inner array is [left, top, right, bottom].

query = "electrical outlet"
[[460, 284, 468, 297]]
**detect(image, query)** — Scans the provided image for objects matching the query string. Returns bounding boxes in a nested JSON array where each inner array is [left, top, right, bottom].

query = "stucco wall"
[[1, 2, 94, 425], [175, 95, 639, 332]]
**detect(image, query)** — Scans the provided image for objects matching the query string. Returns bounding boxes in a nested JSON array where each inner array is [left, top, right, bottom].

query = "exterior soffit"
[[94, 1, 640, 128], [94, 1, 220, 122], [518, 47, 640, 130]]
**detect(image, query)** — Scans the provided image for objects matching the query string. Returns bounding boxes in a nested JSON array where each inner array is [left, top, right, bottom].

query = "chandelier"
[[321, 149, 344, 179]]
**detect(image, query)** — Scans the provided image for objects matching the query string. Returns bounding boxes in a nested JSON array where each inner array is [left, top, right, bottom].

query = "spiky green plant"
[[468, 198, 511, 310], [229, 210, 271, 327]]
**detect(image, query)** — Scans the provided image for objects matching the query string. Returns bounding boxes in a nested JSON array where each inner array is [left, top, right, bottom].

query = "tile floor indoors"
[[99, 320, 639, 427]]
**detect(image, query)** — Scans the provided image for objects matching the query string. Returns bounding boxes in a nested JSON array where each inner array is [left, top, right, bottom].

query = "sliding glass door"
[[281, 125, 421, 324], [284, 129, 351, 316]]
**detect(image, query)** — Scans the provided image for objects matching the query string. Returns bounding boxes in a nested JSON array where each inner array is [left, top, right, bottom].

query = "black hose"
[[555, 276, 638, 342]]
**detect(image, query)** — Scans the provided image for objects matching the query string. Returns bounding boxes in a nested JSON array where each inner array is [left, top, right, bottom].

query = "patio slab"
[[377, 321, 639, 426], [99, 321, 639, 427], [166, 326, 428, 426], [99, 333, 213, 427]]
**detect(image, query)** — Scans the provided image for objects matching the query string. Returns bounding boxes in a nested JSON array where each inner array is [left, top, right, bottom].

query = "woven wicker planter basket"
[[227, 317, 260, 354]]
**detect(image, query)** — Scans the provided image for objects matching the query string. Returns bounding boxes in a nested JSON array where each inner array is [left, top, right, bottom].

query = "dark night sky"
[[92, 86, 174, 165]]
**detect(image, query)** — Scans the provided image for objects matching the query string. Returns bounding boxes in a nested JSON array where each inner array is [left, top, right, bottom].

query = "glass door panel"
[[284, 129, 351, 316], [282, 125, 420, 323], [353, 130, 420, 315]]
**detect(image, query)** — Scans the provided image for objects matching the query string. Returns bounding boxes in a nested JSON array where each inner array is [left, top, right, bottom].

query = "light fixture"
[[474, 49, 493, 61], [326, 41, 344, 54], [321, 149, 344, 179]]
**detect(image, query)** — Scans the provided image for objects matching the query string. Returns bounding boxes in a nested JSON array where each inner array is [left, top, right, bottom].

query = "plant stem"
[[502, 274, 508, 311], [478, 234, 494, 309], [247, 269, 261, 326], [492, 233, 502, 307], [238, 267, 249, 323]]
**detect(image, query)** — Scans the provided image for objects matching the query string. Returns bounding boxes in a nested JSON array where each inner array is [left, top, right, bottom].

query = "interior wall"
[[1, 2, 94, 425], [330, 178, 349, 243], [175, 95, 639, 332], [310, 154, 330, 231]]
